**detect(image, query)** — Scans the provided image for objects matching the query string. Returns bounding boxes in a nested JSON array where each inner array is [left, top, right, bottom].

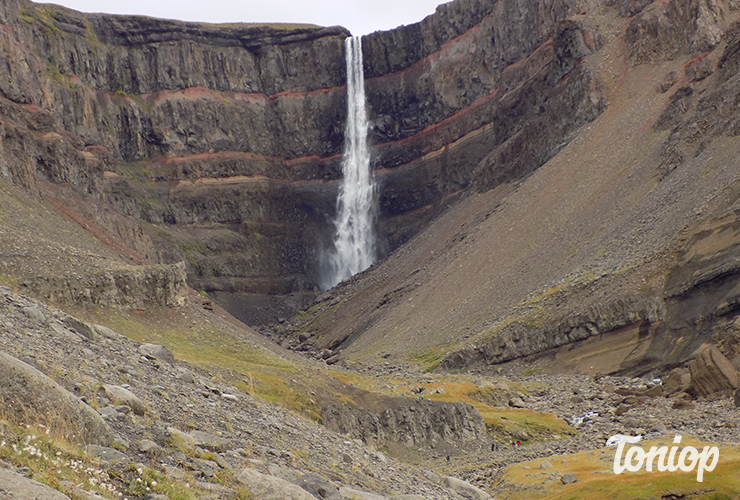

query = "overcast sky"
[[49, 0, 447, 36]]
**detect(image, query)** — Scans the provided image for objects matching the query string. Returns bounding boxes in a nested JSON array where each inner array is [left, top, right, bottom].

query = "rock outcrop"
[[322, 398, 487, 450], [688, 346, 739, 398], [443, 295, 664, 371], [18, 262, 187, 308]]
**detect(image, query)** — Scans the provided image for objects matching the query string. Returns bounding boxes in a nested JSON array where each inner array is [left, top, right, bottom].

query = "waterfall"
[[323, 36, 376, 290]]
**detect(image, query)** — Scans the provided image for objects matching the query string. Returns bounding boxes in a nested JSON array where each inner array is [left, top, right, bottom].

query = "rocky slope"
[[276, 0, 740, 381]]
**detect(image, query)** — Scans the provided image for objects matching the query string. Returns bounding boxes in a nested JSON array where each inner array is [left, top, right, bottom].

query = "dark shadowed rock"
[[0, 351, 110, 445], [63, 316, 97, 341], [561, 472, 577, 484], [663, 367, 692, 395], [297, 472, 342, 500]]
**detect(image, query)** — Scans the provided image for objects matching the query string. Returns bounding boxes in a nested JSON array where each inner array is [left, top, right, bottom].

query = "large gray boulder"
[[442, 476, 490, 500], [101, 385, 147, 416], [138, 343, 175, 364], [233, 468, 315, 500], [0, 352, 110, 445], [297, 472, 342, 500], [0, 468, 71, 499]]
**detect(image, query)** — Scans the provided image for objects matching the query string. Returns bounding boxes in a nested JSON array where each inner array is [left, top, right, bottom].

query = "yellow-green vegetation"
[[330, 372, 574, 442], [409, 347, 446, 372], [496, 437, 740, 500], [79, 307, 323, 421]]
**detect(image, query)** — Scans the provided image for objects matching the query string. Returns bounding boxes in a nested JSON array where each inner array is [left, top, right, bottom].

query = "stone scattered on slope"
[[92, 325, 123, 340], [101, 385, 147, 415], [339, 486, 387, 499], [233, 467, 317, 500], [22, 304, 46, 324], [298, 471, 343, 500], [0, 351, 110, 445], [138, 439, 164, 456], [688, 346, 739, 398], [442, 475, 490, 500], [139, 343, 175, 364], [165, 427, 231, 453], [561, 472, 577, 484], [0, 468, 71, 499], [63, 316, 97, 341], [84, 445, 129, 465]]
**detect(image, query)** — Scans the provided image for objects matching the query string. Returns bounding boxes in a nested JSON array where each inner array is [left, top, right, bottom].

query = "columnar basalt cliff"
[[0, 0, 607, 323]]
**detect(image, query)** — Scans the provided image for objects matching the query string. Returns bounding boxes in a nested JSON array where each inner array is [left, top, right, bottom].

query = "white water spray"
[[323, 36, 377, 289]]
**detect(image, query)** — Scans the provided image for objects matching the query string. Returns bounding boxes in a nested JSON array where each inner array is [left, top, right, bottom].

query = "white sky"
[[48, 0, 447, 36]]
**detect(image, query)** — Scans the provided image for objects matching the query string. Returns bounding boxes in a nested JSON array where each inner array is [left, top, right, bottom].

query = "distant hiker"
[[491, 442, 499, 452]]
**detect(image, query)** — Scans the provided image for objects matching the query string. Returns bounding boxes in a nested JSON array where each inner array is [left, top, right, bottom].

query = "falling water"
[[323, 36, 376, 289]]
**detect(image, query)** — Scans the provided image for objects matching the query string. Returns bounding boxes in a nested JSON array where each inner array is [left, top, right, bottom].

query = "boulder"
[[139, 343, 175, 364], [268, 463, 300, 484], [22, 304, 47, 324], [93, 325, 123, 340], [0, 468, 71, 499], [339, 487, 387, 500], [442, 476, 491, 500], [561, 472, 577, 484], [138, 439, 164, 456], [166, 427, 231, 452], [663, 367, 692, 395], [63, 316, 97, 341], [688, 347, 739, 398], [195, 481, 237, 498], [297, 472, 342, 500], [0, 351, 110, 445], [84, 445, 129, 465], [101, 385, 147, 416], [233, 468, 316, 500]]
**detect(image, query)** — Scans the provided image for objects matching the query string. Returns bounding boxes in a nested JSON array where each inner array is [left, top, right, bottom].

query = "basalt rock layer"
[[0, 0, 606, 322], [275, 0, 740, 378]]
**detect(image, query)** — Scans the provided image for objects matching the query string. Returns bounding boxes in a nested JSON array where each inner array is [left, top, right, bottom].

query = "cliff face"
[[0, 0, 605, 322], [273, 0, 740, 376]]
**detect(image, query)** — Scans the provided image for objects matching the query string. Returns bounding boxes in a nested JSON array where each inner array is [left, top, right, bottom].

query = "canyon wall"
[[0, 0, 605, 322]]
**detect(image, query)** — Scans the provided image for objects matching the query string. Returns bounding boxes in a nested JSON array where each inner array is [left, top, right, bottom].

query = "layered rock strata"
[[0, 0, 607, 322]]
